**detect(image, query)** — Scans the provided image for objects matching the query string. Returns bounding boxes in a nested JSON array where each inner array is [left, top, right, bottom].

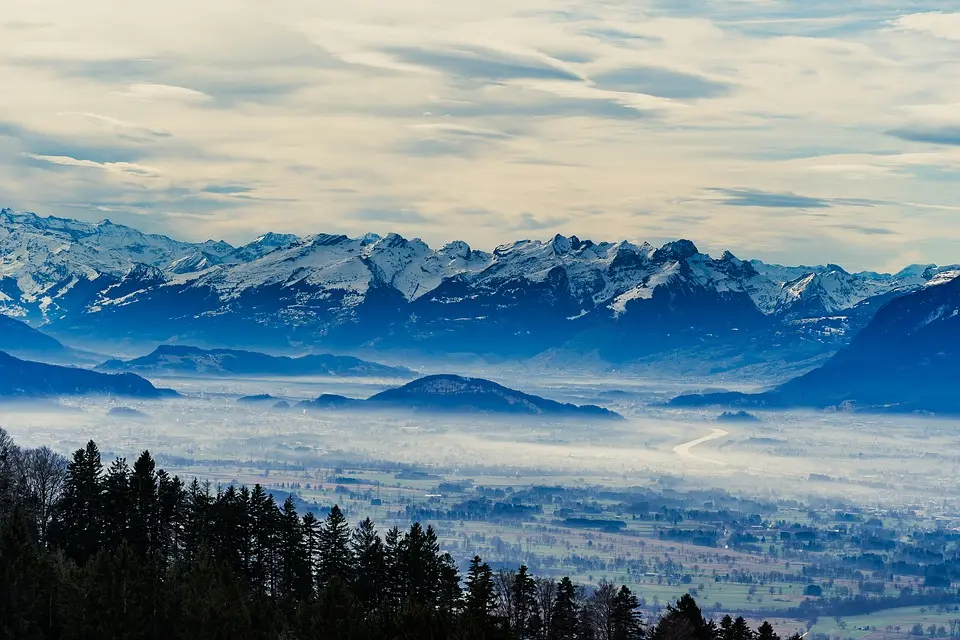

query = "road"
[[672, 428, 729, 466]]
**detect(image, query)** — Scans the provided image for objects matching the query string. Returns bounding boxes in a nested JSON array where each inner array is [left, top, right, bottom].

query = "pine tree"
[[511, 565, 540, 639], [550, 577, 580, 640], [756, 621, 779, 640], [302, 511, 320, 595], [611, 585, 643, 640], [100, 456, 131, 553], [248, 484, 278, 595], [317, 504, 353, 588], [463, 555, 500, 638], [52, 441, 103, 564], [732, 617, 756, 640], [383, 525, 404, 611], [156, 469, 186, 565], [351, 517, 386, 608], [129, 450, 159, 557], [278, 496, 310, 602]]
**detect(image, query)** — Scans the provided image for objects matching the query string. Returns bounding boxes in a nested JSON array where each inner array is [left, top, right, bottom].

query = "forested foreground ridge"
[[0, 429, 792, 640]]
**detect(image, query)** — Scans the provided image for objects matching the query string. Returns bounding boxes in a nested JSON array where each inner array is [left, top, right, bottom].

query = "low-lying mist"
[[3, 373, 960, 513]]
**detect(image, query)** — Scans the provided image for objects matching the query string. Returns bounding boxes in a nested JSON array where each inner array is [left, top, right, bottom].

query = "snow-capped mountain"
[[2, 208, 956, 368]]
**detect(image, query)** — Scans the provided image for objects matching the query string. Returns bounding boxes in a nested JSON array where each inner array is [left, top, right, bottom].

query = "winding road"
[[673, 428, 729, 466]]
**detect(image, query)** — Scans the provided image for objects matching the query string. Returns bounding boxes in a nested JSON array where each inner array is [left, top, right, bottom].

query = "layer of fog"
[[3, 373, 960, 515]]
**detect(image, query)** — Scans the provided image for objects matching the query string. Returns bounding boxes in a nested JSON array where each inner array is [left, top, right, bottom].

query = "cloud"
[[1, 0, 959, 269], [385, 45, 584, 82], [58, 112, 171, 139], [352, 208, 429, 224], [118, 83, 211, 103], [22, 153, 161, 177], [891, 12, 960, 41], [514, 212, 568, 231], [591, 66, 731, 99], [830, 223, 894, 235], [706, 188, 879, 209], [887, 126, 960, 147]]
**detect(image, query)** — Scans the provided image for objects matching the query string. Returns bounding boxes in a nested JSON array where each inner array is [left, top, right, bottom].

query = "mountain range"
[[97, 345, 414, 378], [671, 272, 960, 413], [2, 207, 958, 373], [300, 374, 623, 420]]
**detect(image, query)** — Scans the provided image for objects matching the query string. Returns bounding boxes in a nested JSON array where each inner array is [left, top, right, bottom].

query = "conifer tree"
[[551, 577, 580, 640], [100, 456, 131, 553], [129, 450, 159, 557], [611, 585, 643, 640], [351, 517, 386, 608], [317, 504, 353, 588], [464, 555, 499, 638], [52, 441, 103, 564], [756, 621, 779, 640]]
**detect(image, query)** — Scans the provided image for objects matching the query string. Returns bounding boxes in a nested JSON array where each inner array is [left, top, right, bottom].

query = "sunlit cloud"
[[0, 0, 958, 270]]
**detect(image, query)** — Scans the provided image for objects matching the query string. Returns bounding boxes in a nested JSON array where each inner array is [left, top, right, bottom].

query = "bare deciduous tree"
[[22, 446, 68, 540], [534, 576, 557, 640]]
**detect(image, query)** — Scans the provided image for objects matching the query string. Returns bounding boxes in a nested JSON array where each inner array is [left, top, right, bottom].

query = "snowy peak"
[[652, 239, 699, 262]]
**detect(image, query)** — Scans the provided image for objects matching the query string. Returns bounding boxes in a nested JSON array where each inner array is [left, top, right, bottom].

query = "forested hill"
[[0, 428, 792, 640]]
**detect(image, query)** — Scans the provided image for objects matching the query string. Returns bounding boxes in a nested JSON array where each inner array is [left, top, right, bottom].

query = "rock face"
[[0, 351, 177, 398], [97, 345, 414, 378], [4, 207, 957, 372], [301, 374, 623, 420], [671, 273, 960, 413]]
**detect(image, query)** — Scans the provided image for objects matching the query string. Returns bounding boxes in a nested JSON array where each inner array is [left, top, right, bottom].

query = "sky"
[[1, 0, 959, 271]]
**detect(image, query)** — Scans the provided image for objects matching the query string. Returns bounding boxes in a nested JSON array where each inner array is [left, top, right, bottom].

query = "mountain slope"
[[0, 351, 177, 398], [671, 274, 960, 412], [97, 345, 414, 378], [301, 374, 622, 419], [0, 314, 68, 354]]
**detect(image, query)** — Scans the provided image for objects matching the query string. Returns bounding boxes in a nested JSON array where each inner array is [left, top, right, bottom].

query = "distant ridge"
[[671, 274, 960, 414], [97, 345, 414, 378], [300, 374, 623, 420], [0, 351, 177, 398]]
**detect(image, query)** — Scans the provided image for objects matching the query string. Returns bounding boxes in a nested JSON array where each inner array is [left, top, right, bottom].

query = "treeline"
[[1, 430, 787, 640]]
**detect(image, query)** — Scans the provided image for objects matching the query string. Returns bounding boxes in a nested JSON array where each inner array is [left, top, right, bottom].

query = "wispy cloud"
[[887, 126, 960, 147], [705, 188, 879, 209], [0, 0, 958, 269], [23, 153, 161, 177]]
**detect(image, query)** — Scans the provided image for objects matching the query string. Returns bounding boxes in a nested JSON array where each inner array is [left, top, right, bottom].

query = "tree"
[[536, 577, 558, 640], [317, 504, 353, 588], [588, 580, 619, 640], [464, 555, 499, 636], [100, 456, 131, 553], [512, 565, 540, 639], [20, 446, 67, 543], [611, 585, 643, 640], [653, 594, 713, 640], [52, 441, 103, 564], [550, 577, 580, 640], [756, 621, 778, 640], [351, 517, 386, 608]]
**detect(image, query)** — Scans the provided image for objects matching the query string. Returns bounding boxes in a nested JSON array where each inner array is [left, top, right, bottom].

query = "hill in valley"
[[0, 351, 177, 399], [301, 374, 623, 419]]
